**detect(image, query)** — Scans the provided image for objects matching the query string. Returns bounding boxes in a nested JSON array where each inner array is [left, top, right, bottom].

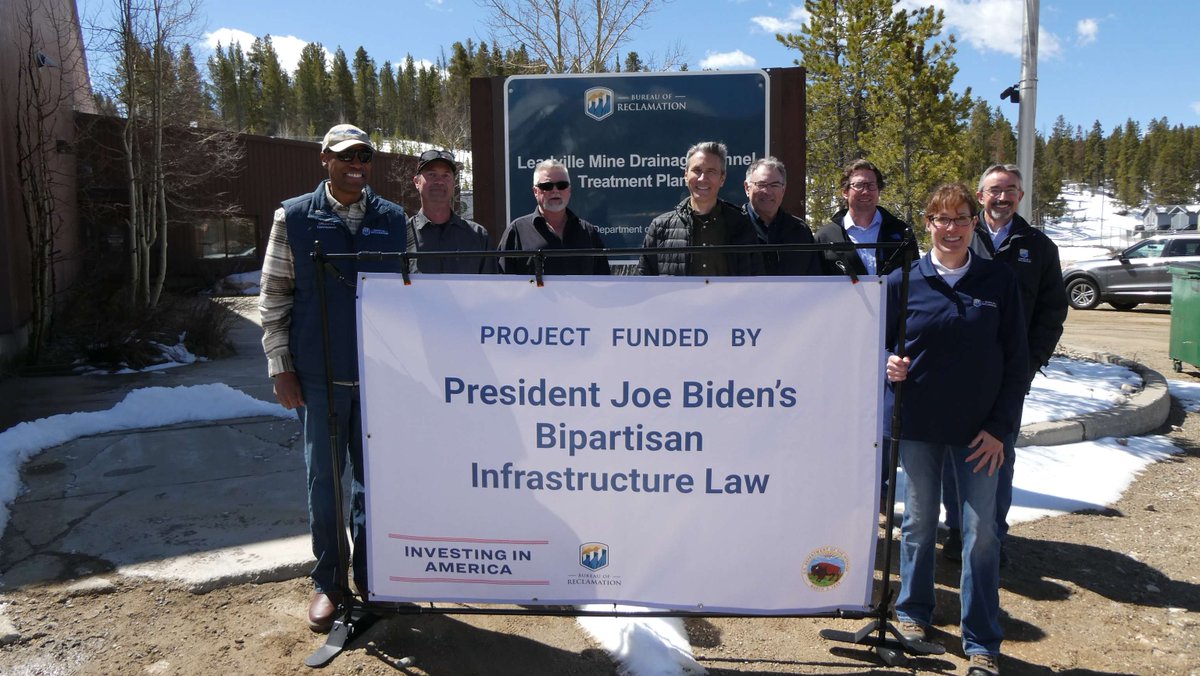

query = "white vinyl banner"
[[358, 275, 885, 614]]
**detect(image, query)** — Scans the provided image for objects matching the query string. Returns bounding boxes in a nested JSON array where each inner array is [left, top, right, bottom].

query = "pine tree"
[[172, 44, 211, 126], [1082, 120, 1105, 190], [865, 5, 969, 224], [1032, 133, 1064, 226], [1149, 122, 1191, 204], [780, 0, 959, 224], [397, 56, 418, 138], [1114, 119, 1142, 208], [352, 47, 379, 132], [378, 61, 399, 137], [206, 41, 246, 130], [247, 35, 290, 135], [294, 42, 332, 136], [330, 48, 356, 124]]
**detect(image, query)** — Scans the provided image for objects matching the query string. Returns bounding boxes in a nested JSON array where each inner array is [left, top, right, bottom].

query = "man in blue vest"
[[259, 124, 406, 632]]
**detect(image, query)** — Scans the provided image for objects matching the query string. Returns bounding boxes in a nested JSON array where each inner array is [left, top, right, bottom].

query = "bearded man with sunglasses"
[[499, 158, 610, 275], [259, 123, 407, 632]]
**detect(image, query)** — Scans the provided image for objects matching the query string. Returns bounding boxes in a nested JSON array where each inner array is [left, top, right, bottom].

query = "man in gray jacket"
[[406, 149, 495, 273]]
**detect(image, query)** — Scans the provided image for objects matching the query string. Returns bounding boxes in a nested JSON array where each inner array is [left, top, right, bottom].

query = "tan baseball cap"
[[321, 124, 375, 153]]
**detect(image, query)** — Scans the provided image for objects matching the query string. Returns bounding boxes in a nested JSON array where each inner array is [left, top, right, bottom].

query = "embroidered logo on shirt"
[[972, 298, 999, 308], [1018, 248, 1031, 262]]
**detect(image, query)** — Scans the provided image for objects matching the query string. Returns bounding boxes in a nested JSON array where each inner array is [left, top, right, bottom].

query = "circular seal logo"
[[803, 547, 849, 590]]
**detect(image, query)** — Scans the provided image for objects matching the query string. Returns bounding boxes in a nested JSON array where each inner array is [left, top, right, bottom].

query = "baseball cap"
[[321, 124, 375, 153], [417, 149, 457, 174]]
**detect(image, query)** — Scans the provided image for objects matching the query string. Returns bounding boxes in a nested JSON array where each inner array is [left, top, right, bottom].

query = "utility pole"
[[1016, 0, 1039, 221]]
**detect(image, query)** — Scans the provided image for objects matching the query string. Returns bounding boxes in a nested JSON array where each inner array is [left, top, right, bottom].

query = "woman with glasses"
[[883, 182, 1028, 676]]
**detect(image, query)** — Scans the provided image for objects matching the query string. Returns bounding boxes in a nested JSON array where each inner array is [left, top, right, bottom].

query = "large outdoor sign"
[[504, 72, 769, 251], [358, 275, 885, 613]]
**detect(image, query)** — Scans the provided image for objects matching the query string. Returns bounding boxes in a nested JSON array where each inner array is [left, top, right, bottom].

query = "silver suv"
[[1062, 234, 1200, 310]]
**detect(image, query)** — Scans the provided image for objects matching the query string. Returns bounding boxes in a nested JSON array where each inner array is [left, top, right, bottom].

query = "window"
[[1166, 239, 1200, 258], [1124, 240, 1167, 259], [196, 215, 257, 258]]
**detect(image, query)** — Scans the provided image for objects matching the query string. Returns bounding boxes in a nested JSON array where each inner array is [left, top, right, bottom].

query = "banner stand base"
[[305, 602, 389, 668], [820, 617, 946, 667]]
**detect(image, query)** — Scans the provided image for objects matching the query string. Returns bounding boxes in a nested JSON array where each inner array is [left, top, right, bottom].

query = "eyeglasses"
[[750, 181, 784, 190], [420, 149, 455, 163], [929, 215, 975, 229], [334, 148, 373, 163], [535, 180, 571, 191], [983, 187, 1020, 198], [848, 182, 878, 192]]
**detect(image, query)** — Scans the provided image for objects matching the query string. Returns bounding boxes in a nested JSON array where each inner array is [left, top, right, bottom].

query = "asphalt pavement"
[[0, 297, 1173, 597]]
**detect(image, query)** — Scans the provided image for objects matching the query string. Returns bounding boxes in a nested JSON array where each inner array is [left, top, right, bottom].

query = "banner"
[[359, 275, 885, 613]]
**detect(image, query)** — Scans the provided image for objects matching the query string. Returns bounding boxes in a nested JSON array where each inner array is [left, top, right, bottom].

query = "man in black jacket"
[[637, 141, 763, 276], [942, 163, 1068, 565], [814, 159, 917, 277], [498, 159, 610, 275], [743, 157, 820, 275]]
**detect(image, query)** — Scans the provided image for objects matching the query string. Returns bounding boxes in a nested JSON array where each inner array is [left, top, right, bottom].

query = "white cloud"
[[1076, 17, 1099, 45], [269, 35, 317, 74], [1191, 101, 1200, 116], [203, 28, 330, 74], [751, 6, 810, 34], [699, 50, 756, 70], [900, 0, 1062, 58], [204, 27, 256, 53]]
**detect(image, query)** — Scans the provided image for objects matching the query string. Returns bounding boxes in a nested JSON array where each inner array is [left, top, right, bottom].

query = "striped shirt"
[[258, 182, 367, 377]]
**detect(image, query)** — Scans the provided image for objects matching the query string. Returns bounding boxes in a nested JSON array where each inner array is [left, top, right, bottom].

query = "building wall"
[[76, 113, 422, 288], [0, 0, 92, 364]]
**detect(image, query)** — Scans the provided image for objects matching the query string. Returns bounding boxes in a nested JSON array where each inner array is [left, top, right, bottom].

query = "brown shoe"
[[896, 620, 928, 642], [307, 592, 343, 633], [967, 653, 1001, 675]]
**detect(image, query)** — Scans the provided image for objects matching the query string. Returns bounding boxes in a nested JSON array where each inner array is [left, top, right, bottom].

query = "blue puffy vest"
[[283, 182, 406, 382]]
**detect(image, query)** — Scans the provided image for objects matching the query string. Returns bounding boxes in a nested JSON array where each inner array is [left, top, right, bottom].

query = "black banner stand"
[[298, 240, 932, 669], [816, 243, 948, 666]]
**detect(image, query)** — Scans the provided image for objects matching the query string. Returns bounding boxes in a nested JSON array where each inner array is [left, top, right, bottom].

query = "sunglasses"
[[333, 148, 374, 163], [536, 181, 571, 191], [420, 149, 455, 163]]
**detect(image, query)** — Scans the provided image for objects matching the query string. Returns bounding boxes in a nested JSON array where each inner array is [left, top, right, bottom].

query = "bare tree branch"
[[478, 0, 670, 73]]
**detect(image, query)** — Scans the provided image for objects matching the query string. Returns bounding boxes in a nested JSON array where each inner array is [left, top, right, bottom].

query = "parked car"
[[1061, 234, 1200, 310]]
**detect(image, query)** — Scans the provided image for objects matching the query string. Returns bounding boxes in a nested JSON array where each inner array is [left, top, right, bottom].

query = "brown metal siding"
[[76, 113, 421, 285]]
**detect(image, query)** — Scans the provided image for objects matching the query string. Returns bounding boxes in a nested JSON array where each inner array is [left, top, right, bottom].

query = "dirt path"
[[1, 307, 1197, 675]]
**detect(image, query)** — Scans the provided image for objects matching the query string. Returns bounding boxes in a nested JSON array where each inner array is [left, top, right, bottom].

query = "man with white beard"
[[498, 158, 610, 275]]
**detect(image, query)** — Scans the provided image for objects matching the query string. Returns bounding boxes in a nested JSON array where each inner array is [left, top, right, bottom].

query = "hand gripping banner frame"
[[302, 240, 927, 669]]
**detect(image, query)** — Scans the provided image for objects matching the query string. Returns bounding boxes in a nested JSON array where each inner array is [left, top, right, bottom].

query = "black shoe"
[[942, 528, 963, 562]]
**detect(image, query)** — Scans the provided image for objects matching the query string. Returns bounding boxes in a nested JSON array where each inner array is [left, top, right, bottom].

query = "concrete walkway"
[[0, 297, 1173, 595]]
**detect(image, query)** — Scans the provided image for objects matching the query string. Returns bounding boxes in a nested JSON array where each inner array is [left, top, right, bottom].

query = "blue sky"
[[78, 0, 1199, 135]]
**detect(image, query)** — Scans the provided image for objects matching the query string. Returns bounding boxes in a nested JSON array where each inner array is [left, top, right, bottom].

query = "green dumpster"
[[1169, 262, 1200, 372]]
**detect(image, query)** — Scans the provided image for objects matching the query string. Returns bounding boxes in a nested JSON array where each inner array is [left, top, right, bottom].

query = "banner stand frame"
[[816, 243, 948, 666], [300, 240, 927, 670]]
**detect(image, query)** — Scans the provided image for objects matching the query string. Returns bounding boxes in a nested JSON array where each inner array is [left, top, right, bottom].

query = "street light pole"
[[1017, 0, 1039, 222]]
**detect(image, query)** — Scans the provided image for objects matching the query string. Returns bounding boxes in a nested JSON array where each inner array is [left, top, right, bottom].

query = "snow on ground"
[[213, 270, 262, 296], [1169, 379, 1200, 412], [1045, 183, 1145, 264]]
